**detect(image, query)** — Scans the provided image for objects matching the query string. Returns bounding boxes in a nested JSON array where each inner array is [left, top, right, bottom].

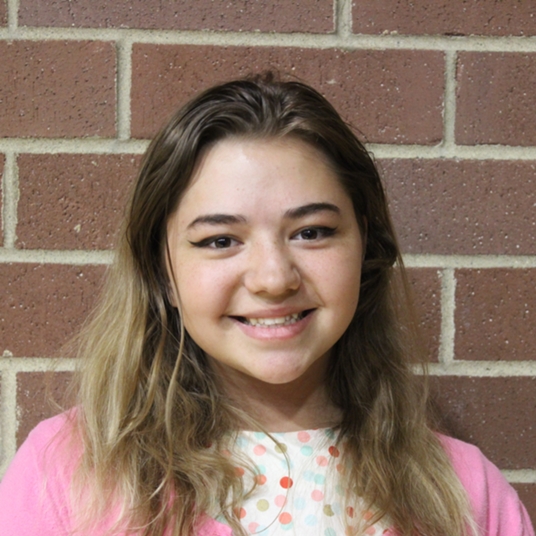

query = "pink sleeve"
[[0, 415, 74, 535], [441, 435, 535, 536]]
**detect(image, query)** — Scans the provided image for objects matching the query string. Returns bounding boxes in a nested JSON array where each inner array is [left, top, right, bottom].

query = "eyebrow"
[[186, 202, 340, 230]]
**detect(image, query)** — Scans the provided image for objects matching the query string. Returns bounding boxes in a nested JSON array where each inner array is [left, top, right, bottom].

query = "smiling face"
[[166, 137, 363, 398]]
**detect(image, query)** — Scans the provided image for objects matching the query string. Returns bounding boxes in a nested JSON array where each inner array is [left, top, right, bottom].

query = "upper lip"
[[228, 307, 314, 319]]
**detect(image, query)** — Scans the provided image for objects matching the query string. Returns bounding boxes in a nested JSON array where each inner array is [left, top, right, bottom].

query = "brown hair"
[[73, 73, 473, 536]]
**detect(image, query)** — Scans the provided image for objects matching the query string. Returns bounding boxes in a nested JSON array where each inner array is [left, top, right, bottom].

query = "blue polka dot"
[[281, 521, 294, 531], [294, 497, 306, 509], [305, 514, 318, 526], [236, 436, 248, 448], [303, 470, 315, 482], [254, 432, 266, 440], [300, 445, 313, 456], [324, 429, 336, 439], [324, 529, 337, 536], [331, 502, 342, 515], [280, 458, 294, 470], [314, 473, 325, 485]]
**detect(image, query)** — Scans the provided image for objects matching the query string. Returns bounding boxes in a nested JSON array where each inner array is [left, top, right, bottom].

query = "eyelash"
[[189, 226, 338, 249]]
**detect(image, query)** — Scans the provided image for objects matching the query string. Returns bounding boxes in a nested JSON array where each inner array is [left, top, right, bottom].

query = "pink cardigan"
[[0, 412, 533, 536]]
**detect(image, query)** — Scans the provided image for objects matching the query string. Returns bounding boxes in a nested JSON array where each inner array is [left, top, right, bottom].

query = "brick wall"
[[1, 0, 535, 523]]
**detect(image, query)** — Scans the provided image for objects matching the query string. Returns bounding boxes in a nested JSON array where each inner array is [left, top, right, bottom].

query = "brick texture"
[[353, 1, 536, 37], [408, 268, 441, 363], [381, 159, 536, 256], [431, 376, 536, 469], [513, 484, 536, 528], [457, 53, 536, 146], [17, 154, 140, 250], [0, 153, 4, 247], [0, 264, 105, 357], [19, 0, 334, 33], [0, 41, 116, 138], [131, 45, 444, 144], [16, 371, 73, 446], [455, 269, 536, 362]]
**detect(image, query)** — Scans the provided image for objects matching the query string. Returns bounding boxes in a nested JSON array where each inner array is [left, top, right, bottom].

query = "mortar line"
[[0, 357, 77, 372], [7, 0, 19, 31], [427, 361, 536, 377], [116, 39, 133, 141], [438, 268, 456, 364], [502, 470, 536, 484], [442, 50, 457, 148], [0, 368, 18, 476], [3, 27, 536, 52], [1, 139, 536, 161], [2, 152, 19, 248], [0, 249, 114, 264], [403, 255, 536, 269], [335, 0, 353, 39]]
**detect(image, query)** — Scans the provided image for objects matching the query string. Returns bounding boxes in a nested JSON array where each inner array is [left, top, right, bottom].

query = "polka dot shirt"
[[217, 429, 387, 535]]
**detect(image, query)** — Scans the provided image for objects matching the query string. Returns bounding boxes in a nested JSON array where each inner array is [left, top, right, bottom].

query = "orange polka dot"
[[366, 526, 377, 535], [234, 467, 245, 477], [255, 474, 267, 485], [316, 455, 328, 466], [311, 489, 324, 501], [364, 511, 374, 521], [239, 508, 247, 519], [297, 431, 311, 443], [329, 445, 340, 457], [280, 476, 293, 489], [336, 463, 345, 474], [253, 444, 267, 456], [279, 512, 292, 525], [346, 506, 355, 518]]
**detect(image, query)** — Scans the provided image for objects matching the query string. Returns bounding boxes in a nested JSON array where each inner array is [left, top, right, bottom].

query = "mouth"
[[232, 309, 314, 327]]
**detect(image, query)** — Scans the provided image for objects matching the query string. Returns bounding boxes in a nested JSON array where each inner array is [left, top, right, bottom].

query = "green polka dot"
[[256, 499, 269, 511], [275, 443, 288, 453], [323, 504, 335, 516]]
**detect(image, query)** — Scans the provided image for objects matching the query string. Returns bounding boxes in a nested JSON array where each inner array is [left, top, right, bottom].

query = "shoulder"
[[0, 410, 80, 534], [438, 434, 534, 536]]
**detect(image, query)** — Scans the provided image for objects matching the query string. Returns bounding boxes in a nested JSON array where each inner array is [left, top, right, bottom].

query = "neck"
[[214, 360, 341, 433]]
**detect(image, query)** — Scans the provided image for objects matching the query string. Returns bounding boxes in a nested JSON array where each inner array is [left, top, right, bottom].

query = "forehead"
[[172, 137, 352, 223]]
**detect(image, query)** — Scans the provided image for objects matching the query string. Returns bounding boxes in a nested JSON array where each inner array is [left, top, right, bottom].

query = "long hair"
[[73, 74, 472, 535]]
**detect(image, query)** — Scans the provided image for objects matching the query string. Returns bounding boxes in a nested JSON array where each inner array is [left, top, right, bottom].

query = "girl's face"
[[167, 137, 363, 392]]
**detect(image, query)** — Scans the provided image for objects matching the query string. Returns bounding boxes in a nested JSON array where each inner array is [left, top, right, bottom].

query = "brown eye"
[[299, 228, 319, 240], [212, 237, 233, 248]]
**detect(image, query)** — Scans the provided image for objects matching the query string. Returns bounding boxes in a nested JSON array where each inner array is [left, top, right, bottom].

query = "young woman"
[[0, 74, 533, 536]]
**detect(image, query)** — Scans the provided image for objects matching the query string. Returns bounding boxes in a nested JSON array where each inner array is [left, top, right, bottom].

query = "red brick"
[[19, 0, 334, 33], [431, 376, 536, 469], [455, 269, 536, 362], [353, 1, 536, 37], [131, 45, 444, 144], [381, 159, 536, 255], [457, 53, 536, 146], [0, 153, 4, 247], [0, 264, 105, 357], [407, 268, 441, 363], [0, 41, 116, 138], [512, 484, 536, 528], [16, 371, 73, 446], [17, 154, 140, 250]]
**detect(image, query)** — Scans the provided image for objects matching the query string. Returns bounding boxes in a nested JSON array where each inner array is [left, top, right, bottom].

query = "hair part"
[[72, 73, 474, 536]]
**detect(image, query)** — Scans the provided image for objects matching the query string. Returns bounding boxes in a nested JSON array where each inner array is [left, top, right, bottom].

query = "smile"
[[234, 310, 313, 327]]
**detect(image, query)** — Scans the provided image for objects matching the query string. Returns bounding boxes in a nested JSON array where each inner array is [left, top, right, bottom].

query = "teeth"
[[245, 313, 302, 327]]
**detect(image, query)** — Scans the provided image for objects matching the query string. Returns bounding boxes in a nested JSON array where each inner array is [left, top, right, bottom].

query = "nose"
[[244, 239, 301, 297]]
